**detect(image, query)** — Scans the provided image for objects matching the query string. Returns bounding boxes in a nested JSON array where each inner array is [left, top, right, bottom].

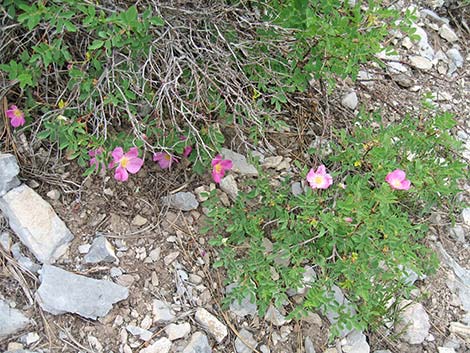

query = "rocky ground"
[[1, 1, 470, 353]]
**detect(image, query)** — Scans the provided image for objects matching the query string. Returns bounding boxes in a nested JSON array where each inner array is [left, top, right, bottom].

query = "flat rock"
[[262, 156, 283, 169], [126, 325, 153, 341], [0, 185, 73, 264], [165, 322, 191, 340], [36, 265, 129, 319], [161, 192, 199, 211], [235, 329, 258, 353], [409, 56, 433, 70], [439, 24, 458, 43], [221, 148, 258, 176], [395, 301, 430, 344], [462, 208, 470, 226], [229, 289, 258, 318], [195, 307, 227, 343], [153, 299, 175, 323], [0, 153, 21, 197], [341, 91, 358, 110], [393, 74, 414, 88], [325, 285, 356, 337], [305, 337, 316, 353], [447, 49, 463, 75], [0, 299, 29, 338], [183, 332, 212, 353], [220, 175, 239, 200], [342, 330, 370, 353], [139, 337, 171, 353], [132, 214, 148, 226], [84, 236, 118, 264], [264, 305, 290, 327], [438, 347, 456, 353]]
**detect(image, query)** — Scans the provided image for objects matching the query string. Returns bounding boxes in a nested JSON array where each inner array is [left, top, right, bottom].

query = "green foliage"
[[203, 111, 466, 338]]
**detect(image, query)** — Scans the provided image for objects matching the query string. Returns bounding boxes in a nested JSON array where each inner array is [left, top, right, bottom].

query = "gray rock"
[[195, 307, 227, 343], [220, 175, 239, 200], [462, 208, 470, 226], [165, 322, 191, 340], [438, 347, 456, 353], [126, 325, 153, 341], [0, 231, 12, 251], [357, 70, 374, 86], [395, 301, 430, 344], [152, 299, 175, 323], [46, 189, 60, 201], [0, 185, 74, 264], [0, 299, 29, 338], [182, 332, 212, 353], [262, 156, 283, 169], [292, 182, 303, 196], [305, 336, 316, 353], [0, 154, 21, 197], [131, 214, 148, 226], [221, 148, 258, 176], [387, 62, 408, 74], [409, 56, 433, 70], [161, 192, 199, 211], [447, 49, 464, 75], [325, 285, 356, 337], [229, 291, 258, 318], [264, 305, 290, 327], [393, 74, 414, 88], [342, 330, 370, 353], [235, 329, 258, 353], [420, 9, 449, 24], [439, 24, 458, 43], [411, 24, 435, 60], [341, 92, 358, 110], [140, 337, 171, 353], [36, 265, 129, 319], [373, 351, 392, 353], [449, 225, 466, 243], [11, 243, 41, 273], [84, 236, 118, 264]]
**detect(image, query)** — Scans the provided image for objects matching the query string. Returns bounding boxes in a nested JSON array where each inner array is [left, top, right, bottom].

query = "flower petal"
[[212, 170, 222, 183], [126, 157, 144, 174], [316, 165, 327, 175], [211, 154, 222, 167], [220, 159, 233, 170], [125, 147, 139, 159], [112, 147, 124, 163], [399, 179, 411, 190], [114, 167, 128, 182], [306, 169, 316, 184]]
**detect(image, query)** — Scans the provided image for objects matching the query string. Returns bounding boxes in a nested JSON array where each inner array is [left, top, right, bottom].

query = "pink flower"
[[306, 165, 333, 189], [110, 147, 144, 182], [344, 217, 353, 223], [385, 169, 411, 190], [5, 105, 25, 128], [183, 146, 193, 158], [211, 154, 233, 183], [153, 152, 178, 169], [88, 147, 104, 168]]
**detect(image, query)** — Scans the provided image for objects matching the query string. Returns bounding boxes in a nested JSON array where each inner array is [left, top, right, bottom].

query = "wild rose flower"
[[211, 154, 233, 183], [344, 217, 353, 223], [110, 147, 144, 182], [385, 169, 411, 190], [88, 147, 104, 169], [5, 105, 25, 127], [153, 152, 178, 169], [306, 165, 333, 189]]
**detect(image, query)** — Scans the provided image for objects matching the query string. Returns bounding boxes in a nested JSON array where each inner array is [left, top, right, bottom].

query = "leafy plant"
[[203, 110, 466, 338]]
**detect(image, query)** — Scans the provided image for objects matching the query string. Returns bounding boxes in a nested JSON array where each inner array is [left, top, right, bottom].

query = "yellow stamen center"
[[392, 179, 401, 188], [314, 175, 324, 185], [120, 157, 129, 168], [214, 163, 222, 173], [14, 109, 22, 117], [164, 154, 171, 161]]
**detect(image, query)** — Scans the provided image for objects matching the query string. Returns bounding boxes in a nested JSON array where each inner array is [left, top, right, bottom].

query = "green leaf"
[[88, 40, 104, 50]]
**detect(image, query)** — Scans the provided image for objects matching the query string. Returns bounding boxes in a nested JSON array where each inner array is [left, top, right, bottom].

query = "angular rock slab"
[[36, 265, 128, 319], [161, 192, 199, 211], [221, 148, 258, 176], [0, 185, 73, 264], [0, 299, 30, 338], [0, 153, 21, 197], [183, 332, 212, 353], [195, 307, 228, 343]]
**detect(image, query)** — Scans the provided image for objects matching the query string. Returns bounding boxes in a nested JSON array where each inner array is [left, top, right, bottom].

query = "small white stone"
[[78, 244, 91, 254], [409, 56, 433, 70], [195, 307, 228, 343], [402, 37, 413, 49], [439, 24, 459, 42], [164, 322, 191, 340], [438, 347, 456, 353], [131, 215, 148, 226], [341, 92, 358, 110], [46, 189, 61, 201], [164, 251, 179, 265], [139, 337, 171, 353], [462, 208, 470, 226]]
